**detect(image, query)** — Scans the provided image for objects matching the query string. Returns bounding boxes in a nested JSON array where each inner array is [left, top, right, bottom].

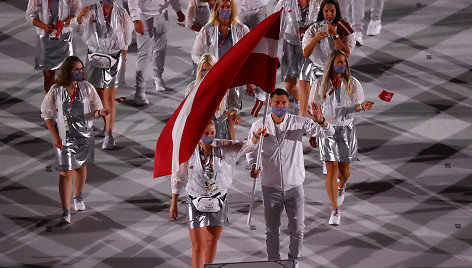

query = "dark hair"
[[270, 88, 290, 99], [316, 0, 342, 24], [55, 56, 87, 86]]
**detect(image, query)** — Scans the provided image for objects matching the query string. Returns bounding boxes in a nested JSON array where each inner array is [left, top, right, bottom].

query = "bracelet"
[[361, 103, 365, 112], [317, 117, 325, 125], [332, 35, 339, 40]]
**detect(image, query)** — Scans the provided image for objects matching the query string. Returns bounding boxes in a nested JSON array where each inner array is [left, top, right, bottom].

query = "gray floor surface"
[[1, 0, 471, 267]]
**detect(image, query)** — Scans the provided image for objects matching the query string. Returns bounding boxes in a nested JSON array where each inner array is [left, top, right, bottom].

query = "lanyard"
[[69, 85, 78, 108], [328, 77, 342, 96], [218, 29, 230, 49]]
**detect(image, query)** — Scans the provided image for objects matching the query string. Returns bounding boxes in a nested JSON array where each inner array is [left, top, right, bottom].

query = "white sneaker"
[[73, 194, 86, 211], [367, 19, 382, 36], [329, 208, 341, 225], [337, 186, 345, 206], [102, 133, 115, 150], [134, 92, 149, 106], [354, 31, 364, 46], [154, 77, 167, 92], [61, 209, 71, 224]]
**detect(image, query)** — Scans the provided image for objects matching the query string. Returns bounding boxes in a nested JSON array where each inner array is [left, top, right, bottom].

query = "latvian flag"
[[335, 19, 354, 36], [153, 10, 281, 178]]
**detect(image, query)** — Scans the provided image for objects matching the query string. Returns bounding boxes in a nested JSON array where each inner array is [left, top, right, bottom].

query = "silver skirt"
[[319, 123, 358, 162], [187, 195, 229, 229], [55, 136, 95, 171], [281, 40, 317, 82], [281, 41, 303, 81], [35, 35, 72, 70], [86, 50, 123, 88]]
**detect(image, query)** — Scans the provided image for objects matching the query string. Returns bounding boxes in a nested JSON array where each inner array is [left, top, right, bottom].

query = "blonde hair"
[[320, 49, 352, 99], [196, 53, 217, 83], [209, 0, 239, 26], [195, 53, 225, 113]]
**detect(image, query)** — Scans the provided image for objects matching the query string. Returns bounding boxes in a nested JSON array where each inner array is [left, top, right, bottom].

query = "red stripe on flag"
[[251, 99, 264, 117], [154, 10, 282, 178], [231, 53, 278, 92], [254, 99, 263, 117], [335, 19, 354, 36]]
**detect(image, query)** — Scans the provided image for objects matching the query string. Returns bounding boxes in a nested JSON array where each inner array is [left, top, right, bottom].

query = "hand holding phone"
[[320, 22, 329, 34]]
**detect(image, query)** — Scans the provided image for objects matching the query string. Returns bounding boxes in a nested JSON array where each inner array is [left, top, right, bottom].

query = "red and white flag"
[[378, 90, 395, 102], [335, 19, 354, 36], [154, 10, 281, 178]]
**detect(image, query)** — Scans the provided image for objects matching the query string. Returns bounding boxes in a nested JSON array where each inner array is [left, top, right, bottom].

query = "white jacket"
[[128, 0, 181, 21], [247, 113, 334, 191], [186, 0, 212, 29], [237, 0, 269, 11], [172, 139, 257, 196], [72, 3, 133, 53], [191, 22, 249, 64], [26, 0, 81, 38], [41, 81, 103, 146], [310, 77, 365, 126], [275, 0, 320, 45], [302, 21, 356, 69]]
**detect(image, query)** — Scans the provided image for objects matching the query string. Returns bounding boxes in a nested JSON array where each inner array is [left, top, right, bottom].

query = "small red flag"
[[55, 20, 63, 39], [114, 97, 127, 103], [378, 90, 394, 102], [335, 19, 354, 36]]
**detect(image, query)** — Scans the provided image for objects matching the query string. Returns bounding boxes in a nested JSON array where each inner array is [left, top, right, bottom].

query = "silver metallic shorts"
[[86, 50, 123, 89], [319, 123, 358, 162], [187, 194, 229, 229], [35, 35, 72, 70]]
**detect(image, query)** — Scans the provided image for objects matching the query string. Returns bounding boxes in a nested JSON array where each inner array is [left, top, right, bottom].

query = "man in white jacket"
[[247, 88, 334, 266], [128, 0, 185, 106]]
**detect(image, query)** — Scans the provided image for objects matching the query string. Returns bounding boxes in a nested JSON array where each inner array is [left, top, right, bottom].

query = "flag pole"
[[247, 92, 270, 228]]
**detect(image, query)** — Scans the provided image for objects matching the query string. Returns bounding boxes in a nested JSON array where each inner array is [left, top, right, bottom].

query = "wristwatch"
[[332, 35, 339, 40]]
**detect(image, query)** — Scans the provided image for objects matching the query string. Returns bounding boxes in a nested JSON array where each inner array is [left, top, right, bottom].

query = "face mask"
[[201, 71, 208, 77], [71, 72, 83, 81], [325, 18, 335, 23], [272, 106, 288, 118], [333, 65, 346, 74], [201, 135, 215, 145], [218, 10, 232, 20], [102, 0, 114, 6]]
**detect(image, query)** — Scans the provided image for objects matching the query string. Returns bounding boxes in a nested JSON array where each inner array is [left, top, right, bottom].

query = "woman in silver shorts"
[[169, 121, 265, 267], [310, 49, 373, 225]]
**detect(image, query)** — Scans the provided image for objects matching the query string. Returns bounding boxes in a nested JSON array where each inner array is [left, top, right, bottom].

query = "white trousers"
[[135, 13, 168, 89], [262, 184, 305, 261], [338, 0, 384, 31]]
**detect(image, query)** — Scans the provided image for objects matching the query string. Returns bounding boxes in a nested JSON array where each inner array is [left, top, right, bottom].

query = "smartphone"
[[320, 22, 328, 33]]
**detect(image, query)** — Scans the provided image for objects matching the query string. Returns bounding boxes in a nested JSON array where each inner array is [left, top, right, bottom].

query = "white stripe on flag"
[[252, 37, 278, 58], [171, 80, 201, 174]]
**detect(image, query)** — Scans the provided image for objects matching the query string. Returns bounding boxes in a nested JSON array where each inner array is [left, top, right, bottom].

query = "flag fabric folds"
[[154, 10, 282, 178], [335, 19, 354, 36]]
